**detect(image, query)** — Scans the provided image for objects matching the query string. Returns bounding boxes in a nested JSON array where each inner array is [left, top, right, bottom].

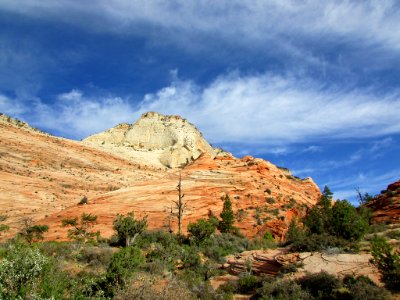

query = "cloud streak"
[[326, 169, 400, 202], [1, 1, 399, 58], [137, 73, 400, 145], [0, 90, 138, 138], [1, 72, 400, 144]]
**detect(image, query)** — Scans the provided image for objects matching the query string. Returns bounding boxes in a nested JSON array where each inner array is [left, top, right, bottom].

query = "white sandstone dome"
[[83, 112, 215, 168]]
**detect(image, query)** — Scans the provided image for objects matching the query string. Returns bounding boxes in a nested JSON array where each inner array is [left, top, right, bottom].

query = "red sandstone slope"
[[0, 116, 162, 237], [367, 180, 400, 224], [41, 153, 320, 240], [0, 113, 321, 240]]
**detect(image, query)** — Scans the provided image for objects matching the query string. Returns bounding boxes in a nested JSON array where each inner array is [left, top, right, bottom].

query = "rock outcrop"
[[367, 180, 400, 224], [212, 249, 381, 288], [84, 112, 215, 168]]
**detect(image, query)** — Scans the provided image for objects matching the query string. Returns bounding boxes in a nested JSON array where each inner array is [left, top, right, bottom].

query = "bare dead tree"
[[172, 171, 189, 237], [355, 187, 363, 205]]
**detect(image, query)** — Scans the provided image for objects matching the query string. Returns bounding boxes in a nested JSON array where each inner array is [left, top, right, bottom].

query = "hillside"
[[0, 112, 321, 240], [0, 114, 162, 237]]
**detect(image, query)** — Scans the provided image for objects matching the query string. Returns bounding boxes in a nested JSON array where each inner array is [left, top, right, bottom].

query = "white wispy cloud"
[[326, 169, 400, 202], [2, 72, 400, 143], [341, 136, 395, 163], [136, 72, 400, 145], [302, 145, 323, 153], [0, 94, 27, 115], [0, 90, 138, 138], [1, 1, 399, 57]]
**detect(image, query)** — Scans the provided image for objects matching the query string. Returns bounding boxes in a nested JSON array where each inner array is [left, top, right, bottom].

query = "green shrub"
[[266, 197, 275, 204], [278, 262, 302, 276], [237, 274, 258, 293], [343, 275, 391, 300], [201, 233, 248, 263], [271, 209, 279, 217], [258, 272, 390, 300], [294, 187, 369, 252], [20, 224, 49, 243], [113, 211, 147, 247], [236, 209, 246, 222], [70, 271, 108, 299], [289, 233, 348, 252], [106, 246, 144, 286], [142, 260, 168, 275], [188, 218, 216, 243], [136, 230, 179, 249], [329, 200, 369, 241], [39, 264, 72, 299], [77, 246, 114, 268], [386, 229, 400, 240], [297, 271, 341, 299], [286, 217, 300, 243], [144, 233, 182, 271], [78, 196, 88, 205], [368, 223, 387, 234], [178, 270, 230, 300], [181, 245, 202, 271], [0, 215, 9, 236], [370, 235, 400, 291], [114, 274, 196, 300], [0, 244, 49, 298], [248, 237, 276, 250], [217, 280, 237, 297], [257, 278, 311, 300], [303, 186, 333, 235], [263, 232, 274, 241], [38, 241, 78, 260]]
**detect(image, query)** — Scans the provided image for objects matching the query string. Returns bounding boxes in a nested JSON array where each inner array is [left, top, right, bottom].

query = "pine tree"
[[61, 213, 99, 243], [219, 194, 234, 233]]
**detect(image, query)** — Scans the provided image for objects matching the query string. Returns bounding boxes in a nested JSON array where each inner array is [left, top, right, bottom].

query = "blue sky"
[[0, 1, 399, 203]]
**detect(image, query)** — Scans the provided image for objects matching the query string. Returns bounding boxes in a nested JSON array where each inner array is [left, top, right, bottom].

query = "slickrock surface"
[[84, 112, 215, 168], [40, 153, 320, 240], [215, 249, 380, 286], [367, 180, 400, 224], [0, 112, 321, 240], [0, 115, 162, 237]]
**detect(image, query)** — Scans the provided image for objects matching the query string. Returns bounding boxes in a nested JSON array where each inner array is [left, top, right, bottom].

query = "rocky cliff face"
[[83, 112, 215, 168], [367, 180, 400, 224], [0, 112, 321, 240]]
